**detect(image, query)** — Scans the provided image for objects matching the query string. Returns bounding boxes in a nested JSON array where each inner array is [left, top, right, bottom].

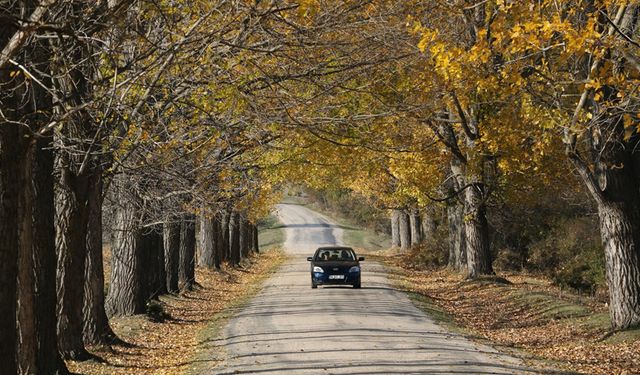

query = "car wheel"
[[353, 283, 361, 289], [311, 283, 317, 289]]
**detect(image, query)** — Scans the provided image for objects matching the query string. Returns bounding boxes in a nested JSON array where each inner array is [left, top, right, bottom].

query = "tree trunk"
[[252, 225, 260, 253], [597, 201, 640, 329], [220, 211, 231, 262], [83, 178, 116, 345], [239, 216, 249, 259], [18, 140, 37, 374], [229, 212, 241, 266], [106, 182, 145, 316], [390, 210, 401, 248], [0, 114, 20, 375], [33, 133, 68, 373], [213, 215, 223, 269], [198, 214, 216, 268], [164, 220, 180, 293], [55, 160, 92, 360], [409, 209, 422, 246], [179, 215, 196, 291], [398, 210, 411, 251], [450, 157, 492, 278], [463, 184, 493, 278], [422, 205, 437, 241], [141, 224, 166, 300], [447, 201, 466, 271], [246, 223, 254, 255], [571, 119, 640, 329]]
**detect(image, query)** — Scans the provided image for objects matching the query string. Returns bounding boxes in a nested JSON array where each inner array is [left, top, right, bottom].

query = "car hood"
[[314, 261, 359, 268]]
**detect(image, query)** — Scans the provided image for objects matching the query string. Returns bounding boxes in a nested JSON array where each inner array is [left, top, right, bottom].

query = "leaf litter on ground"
[[67, 249, 286, 375], [369, 249, 640, 375]]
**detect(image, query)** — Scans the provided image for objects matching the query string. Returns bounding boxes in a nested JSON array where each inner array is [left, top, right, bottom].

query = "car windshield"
[[315, 249, 355, 261]]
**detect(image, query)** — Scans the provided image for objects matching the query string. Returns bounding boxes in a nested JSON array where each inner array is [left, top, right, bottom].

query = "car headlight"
[[349, 266, 360, 273], [313, 266, 324, 273]]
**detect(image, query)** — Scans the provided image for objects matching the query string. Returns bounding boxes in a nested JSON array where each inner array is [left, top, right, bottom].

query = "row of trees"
[[2, 1, 639, 373], [0, 0, 314, 373], [3, 1, 421, 372], [262, 0, 640, 330]]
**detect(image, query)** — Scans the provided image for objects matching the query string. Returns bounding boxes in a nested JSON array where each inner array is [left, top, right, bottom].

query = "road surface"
[[212, 203, 531, 374]]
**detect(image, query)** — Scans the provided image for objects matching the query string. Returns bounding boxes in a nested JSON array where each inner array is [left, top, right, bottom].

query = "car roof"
[[315, 246, 354, 251]]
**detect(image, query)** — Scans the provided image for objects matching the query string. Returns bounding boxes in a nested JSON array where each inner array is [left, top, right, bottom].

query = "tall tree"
[[391, 210, 401, 248], [164, 219, 181, 293], [83, 178, 116, 345], [398, 210, 411, 251], [410, 209, 422, 246], [0, 95, 21, 375], [229, 212, 241, 266], [106, 177, 146, 316], [179, 214, 196, 291], [198, 214, 217, 268]]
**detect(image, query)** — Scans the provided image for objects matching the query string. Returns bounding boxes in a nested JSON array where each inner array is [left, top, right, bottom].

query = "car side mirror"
[[358, 257, 365, 261], [307, 257, 313, 261]]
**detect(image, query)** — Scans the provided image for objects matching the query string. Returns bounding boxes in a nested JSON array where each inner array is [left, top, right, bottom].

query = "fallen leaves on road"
[[67, 250, 286, 375], [374, 251, 640, 375]]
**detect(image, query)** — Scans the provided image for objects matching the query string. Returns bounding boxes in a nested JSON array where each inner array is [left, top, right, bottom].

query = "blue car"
[[306, 246, 364, 289]]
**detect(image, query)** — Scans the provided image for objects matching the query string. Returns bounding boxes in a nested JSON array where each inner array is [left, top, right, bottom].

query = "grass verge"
[[67, 249, 287, 375], [373, 250, 640, 375], [258, 214, 285, 250]]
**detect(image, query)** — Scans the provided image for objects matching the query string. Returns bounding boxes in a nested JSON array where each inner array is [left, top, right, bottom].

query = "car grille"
[[327, 266, 350, 275]]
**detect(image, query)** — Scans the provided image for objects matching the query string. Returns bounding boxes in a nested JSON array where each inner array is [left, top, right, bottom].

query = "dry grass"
[[373, 251, 640, 375], [67, 249, 286, 375]]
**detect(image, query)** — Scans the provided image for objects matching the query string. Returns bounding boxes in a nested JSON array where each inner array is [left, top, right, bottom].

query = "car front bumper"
[[312, 272, 360, 285]]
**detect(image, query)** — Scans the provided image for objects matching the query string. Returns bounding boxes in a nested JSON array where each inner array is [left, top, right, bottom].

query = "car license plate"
[[329, 275, 344, 280]]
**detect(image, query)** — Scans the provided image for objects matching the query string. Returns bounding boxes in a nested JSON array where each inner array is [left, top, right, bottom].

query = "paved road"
[[213, 203, 531, 374]]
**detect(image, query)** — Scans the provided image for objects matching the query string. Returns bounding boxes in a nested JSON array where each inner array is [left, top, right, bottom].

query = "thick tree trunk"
[[51, 12, 100, 358], [106, 183, 145, 316], [18, 141, 37, 374], [246, 223, 253, 255], [0, 116, 20, 375], [450, 156, 492, 278], [422, 205, 437, 241], [229, 212, 241, 266], [55, 161, 92, 360], [164, 220, 180, 293], [447, 201, 467, 271], [220, 211, 231, 261], [213, 215, 223, 269], [239, 216, 249, 259], [398, 210, 411, 251], [571, 121, 640, 329], [179, 215, 196, 291], [390, 210, 401, 248], [463, 184, 493, 278], [252, 225, 260, 253], [409, 209, 422, 246], [198, 214, 216, 268], [597, 201, 640, 329], [33, 134, 68, 373], [0, 11, 24, 371], [83, 178, 116, 345], [141, 224, 166, 300]]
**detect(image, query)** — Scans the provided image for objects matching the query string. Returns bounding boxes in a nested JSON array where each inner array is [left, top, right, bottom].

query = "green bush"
[[528, 216, 605, 293], [401, 221, 449, 270], [305, 188, 390, 234]]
